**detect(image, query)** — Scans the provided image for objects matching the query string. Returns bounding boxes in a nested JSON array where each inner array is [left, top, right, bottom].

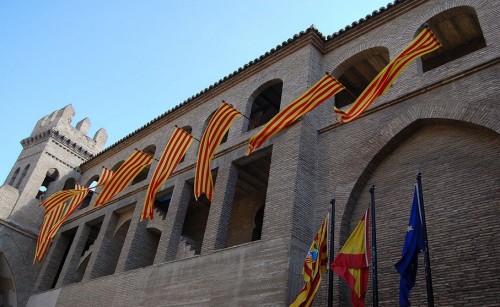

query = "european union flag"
[[395, 185, 426, 307]]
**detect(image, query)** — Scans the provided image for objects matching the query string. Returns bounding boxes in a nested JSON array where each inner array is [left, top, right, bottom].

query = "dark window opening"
[[74, 220, 102, 283], [15, 164, 30, 189], [180, 171, 217, 256], [49, 228, 77, 289], [8, 168, 20, 186], [226, 150, 271, 247], [36, 168, 59, 200], [63, 178, 76, 190], [420, 6, 486, 72], [154, 189, 173, 220], [247, 81, 282, 131], [111, 161, 124, 172], [333, 47, 390, 109], [0, 253, 17, 307], [80, 176, 99, 210]]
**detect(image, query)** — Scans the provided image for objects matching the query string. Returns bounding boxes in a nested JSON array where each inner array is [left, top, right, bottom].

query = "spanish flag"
[[331, 208, 370, 307], [94, 150, 153, 207], [142, 127, 193, 221], [247, 74, 344, 155], [194, 102, 241, 201], [290, 215, 328, 307], [334, 28, 441, 123]]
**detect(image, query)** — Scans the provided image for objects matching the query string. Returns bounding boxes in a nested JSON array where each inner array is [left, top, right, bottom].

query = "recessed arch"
[[111, 161, 124, 172], [63, 178, 76, 190], [0, 253, 17, 307], [246, 79, 283, 131], [332, 47, 389, 109], [337, 118, 500, 305], [132, 145, 156, 185], [418, 6, 486, 72], [8, 168, 20, 186], [36, 168, 58, 199]]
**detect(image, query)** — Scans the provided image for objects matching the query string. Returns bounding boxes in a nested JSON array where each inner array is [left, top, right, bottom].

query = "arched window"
[[80, 175, 99, 209], [15, 164, 30, 189], [179, 126, 192, 163], [332, 47, 389, 109], [111, 161, 124, 172], [247, 80, 283, 131], [36, 168, 59, 200], [63, 178, 76, 190], [420, 6, 486, 72], [132, 145, 156, 185], [8, 168, 20, 186]]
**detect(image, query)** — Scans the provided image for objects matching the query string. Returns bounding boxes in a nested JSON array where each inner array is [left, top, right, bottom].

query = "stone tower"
[[0, 105, 107, 306]]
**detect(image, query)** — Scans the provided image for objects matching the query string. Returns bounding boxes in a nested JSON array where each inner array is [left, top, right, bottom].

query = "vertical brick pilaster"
[[201, 163, 238, 254], [34, 233, 69, 291], [55, 224, 90, 287], [83, 211, 118, 280], [155, 177, 192, 263]]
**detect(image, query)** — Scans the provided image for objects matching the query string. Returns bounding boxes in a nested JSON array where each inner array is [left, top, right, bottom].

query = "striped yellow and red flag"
[[331, 208, 370, 307], [34, 188, 87, 262], [290, 215, 328, 307], [334, 28, 441, 123], [96, 167, 114, 187], [247, 74, 344, 155], [141, 127, 193, 221], [194, 102, 241, 201], [94, 150, 153, 207]]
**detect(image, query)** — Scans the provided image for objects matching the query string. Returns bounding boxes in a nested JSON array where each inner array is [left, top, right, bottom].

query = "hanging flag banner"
[[395, 184, 426, 307], [35, 185, 90, 262], [194, 102, 241, 201], [94, 150, 153, 207], [334, 28, 441, 123], [247, 74, 344, 155], [141, 127, 193, 221], [95, 167, 114, 188], [290, 215, 328, 307], [331, 208, 370, 307]]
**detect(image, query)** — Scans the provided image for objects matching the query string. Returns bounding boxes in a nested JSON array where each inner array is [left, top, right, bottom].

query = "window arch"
[[111, 161, 124, 172], [132, 145, 156, 185], [36, 168, 58, 200], [247, 80, 283, 131], [332, 47, 390, 109], [80, 175, 100, 209], [15, 164, 31, 189], [63, 178, 76, 190], [8, 168, 20, 186], [419, 6, 486, 72]]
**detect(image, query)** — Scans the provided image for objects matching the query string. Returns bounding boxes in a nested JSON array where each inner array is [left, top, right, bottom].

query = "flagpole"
[[327, 197, 335, 307], [369, 184, 379, 307], [416, 172, 434, 306]]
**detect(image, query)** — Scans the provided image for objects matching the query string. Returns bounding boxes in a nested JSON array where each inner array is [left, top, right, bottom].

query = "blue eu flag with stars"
[[395, 185, 426, 307]]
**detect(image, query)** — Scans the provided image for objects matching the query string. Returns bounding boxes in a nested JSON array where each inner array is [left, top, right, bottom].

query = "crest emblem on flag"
[[305, 242, 319, 263]]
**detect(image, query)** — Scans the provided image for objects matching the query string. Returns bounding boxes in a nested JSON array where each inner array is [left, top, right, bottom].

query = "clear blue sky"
[[0, 0, 391, 183]]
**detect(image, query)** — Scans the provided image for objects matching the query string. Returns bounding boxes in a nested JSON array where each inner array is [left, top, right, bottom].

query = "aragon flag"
[[290, 215, 328, 307], [331, 208, 370, 307], [247, 74, 344, 155], [94, 150, 153, 207], [334, 27, 441, 123], [142, 127, 193, 221], [35, 184, 90, 262], [194, 102, 241, 201], [395, 185, 426, 307]]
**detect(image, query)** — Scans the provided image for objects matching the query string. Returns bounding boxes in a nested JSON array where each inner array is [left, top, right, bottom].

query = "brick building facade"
[[1, 0, 499, 306]]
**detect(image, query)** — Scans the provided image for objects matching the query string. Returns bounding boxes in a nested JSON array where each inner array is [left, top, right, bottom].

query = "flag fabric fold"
[[94, 150, 153, 207], [35, 185, 89, 262], [194, 102, 241, 201], [331, 208, 370, 307], [95, 167, 114, 188], [334, 27, 441, 123], [395, 185, 426, 307], [247, 74, 344, 155], [290, 215, 328, 307], [142, 127, 193, 221]]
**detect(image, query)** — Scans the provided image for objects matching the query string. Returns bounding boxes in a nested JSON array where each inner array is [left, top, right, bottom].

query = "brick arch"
[[337, 117, 500, 305]]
